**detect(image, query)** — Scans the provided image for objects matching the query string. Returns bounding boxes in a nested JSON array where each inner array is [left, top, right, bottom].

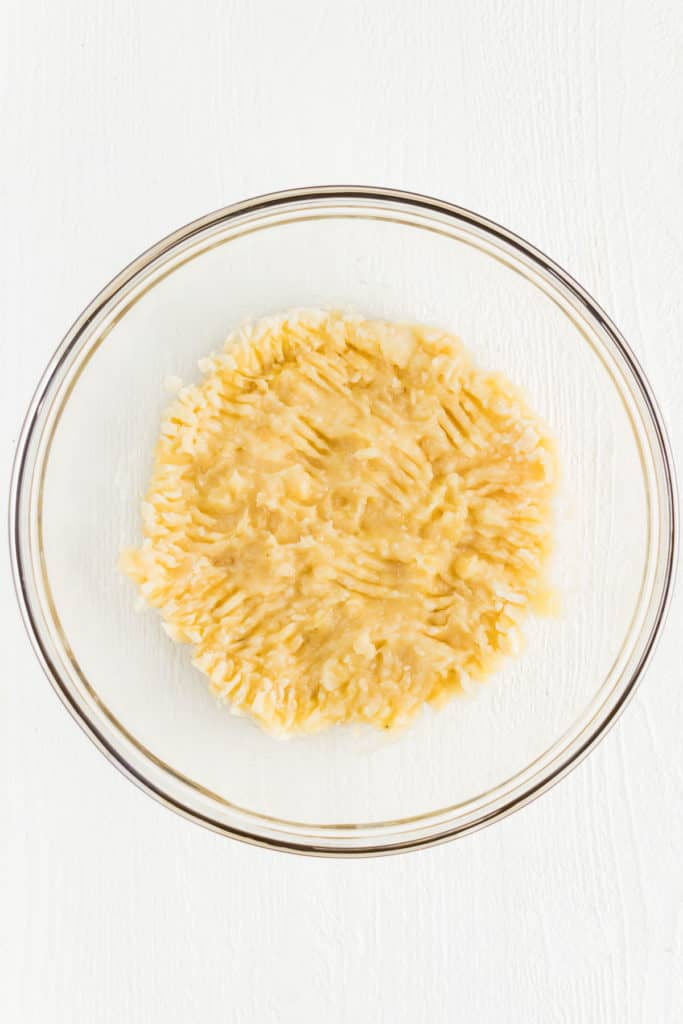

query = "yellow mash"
[[122, 310, 556, 735]]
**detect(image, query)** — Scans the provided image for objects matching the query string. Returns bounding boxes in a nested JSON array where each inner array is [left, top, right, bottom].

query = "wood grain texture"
[[1, 0, 681, 1021]]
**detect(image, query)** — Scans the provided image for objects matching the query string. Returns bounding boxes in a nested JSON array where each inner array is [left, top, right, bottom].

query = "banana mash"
[[122, 310, 555, 735]]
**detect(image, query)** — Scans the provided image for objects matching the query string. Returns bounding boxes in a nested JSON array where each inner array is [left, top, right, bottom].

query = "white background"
[[2, 1, 682, 1021]]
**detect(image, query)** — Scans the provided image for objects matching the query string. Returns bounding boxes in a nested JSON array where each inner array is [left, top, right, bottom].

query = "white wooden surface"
[[2, 1, 682, 1020]]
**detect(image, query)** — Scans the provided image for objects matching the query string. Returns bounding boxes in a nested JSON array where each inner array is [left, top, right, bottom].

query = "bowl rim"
[[9, 185, 679, 857]]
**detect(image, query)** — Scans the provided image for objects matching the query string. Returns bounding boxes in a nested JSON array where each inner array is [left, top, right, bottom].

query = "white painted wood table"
[[2, 1, 681, 1020]]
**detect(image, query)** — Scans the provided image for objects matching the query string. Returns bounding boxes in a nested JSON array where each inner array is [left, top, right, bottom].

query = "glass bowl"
[[10, 187, 677, 856]]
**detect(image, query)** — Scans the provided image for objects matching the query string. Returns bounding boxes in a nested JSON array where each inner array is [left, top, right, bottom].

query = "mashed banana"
[[122, 310, 555, 735]]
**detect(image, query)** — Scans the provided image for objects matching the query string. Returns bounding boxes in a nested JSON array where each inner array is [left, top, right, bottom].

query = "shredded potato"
[[122, 310, 556, 735]]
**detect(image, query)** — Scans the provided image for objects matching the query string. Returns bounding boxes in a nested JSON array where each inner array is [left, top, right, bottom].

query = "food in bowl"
[[121, 309, 556, 735]]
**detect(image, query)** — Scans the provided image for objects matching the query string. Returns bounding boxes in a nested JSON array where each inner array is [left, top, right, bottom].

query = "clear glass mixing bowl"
[[10, 187, 677, 855]]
